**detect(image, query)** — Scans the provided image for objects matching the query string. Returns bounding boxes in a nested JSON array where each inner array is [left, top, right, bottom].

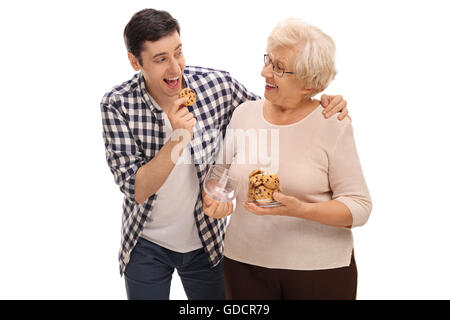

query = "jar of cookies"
[[247, 169, 282, 207]]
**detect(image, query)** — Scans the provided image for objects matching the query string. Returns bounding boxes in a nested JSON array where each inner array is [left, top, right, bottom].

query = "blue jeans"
[[124, 237, 225, 300]]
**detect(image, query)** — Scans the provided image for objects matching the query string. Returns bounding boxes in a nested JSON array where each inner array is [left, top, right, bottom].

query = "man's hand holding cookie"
[[178, 88, 196, 107], [167, 88, 197, 140]]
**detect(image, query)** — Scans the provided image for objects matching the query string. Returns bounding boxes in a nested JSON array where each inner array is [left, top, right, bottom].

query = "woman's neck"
[[264, 99, 320, 125]]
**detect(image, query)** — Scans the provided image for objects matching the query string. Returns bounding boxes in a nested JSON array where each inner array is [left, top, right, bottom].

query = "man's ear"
[[128, 52, 141, 71]]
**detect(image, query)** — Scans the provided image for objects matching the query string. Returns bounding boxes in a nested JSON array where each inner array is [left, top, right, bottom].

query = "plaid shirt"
[[101, 66, 259, 275]]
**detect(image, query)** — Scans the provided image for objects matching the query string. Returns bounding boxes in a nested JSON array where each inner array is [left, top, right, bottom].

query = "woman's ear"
[[300, 87, 314, 98]]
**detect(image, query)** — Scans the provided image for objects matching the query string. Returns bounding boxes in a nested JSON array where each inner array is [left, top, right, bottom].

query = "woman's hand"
[[202, 188, 234, 219], [242, 192, 305, 217], [320, 94, 351, 121]]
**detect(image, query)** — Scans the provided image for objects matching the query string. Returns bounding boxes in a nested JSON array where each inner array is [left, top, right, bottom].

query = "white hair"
[[267, 18, 337, 97]]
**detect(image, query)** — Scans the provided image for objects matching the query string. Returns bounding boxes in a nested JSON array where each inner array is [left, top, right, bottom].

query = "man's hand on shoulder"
[[320, 94, 351, 121]]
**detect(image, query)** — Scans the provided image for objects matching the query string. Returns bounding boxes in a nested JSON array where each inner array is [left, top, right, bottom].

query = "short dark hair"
[[123, 9, 180, 65]]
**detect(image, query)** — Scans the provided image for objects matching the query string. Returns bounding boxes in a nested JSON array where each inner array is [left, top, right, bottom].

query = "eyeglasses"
[[264, 54, 295, 78]]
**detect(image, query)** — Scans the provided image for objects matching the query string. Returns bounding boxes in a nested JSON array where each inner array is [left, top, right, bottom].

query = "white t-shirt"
[[140, 98, 203, 253]]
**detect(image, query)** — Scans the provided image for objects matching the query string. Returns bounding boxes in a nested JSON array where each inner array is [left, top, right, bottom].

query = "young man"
[[100, 8, 348, 300]]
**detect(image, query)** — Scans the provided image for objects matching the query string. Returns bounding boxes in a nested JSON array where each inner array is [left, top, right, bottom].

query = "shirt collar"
[[138, 72, 163, 115]]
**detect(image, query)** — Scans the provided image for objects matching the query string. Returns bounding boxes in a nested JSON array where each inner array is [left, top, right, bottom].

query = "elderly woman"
[[203, 18, 372, 300]]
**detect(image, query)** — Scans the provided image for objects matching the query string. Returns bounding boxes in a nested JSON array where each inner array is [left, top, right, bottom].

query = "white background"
[[1, 0, 449, 299]]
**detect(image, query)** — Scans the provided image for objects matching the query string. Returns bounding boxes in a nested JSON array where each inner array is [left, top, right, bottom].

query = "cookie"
[[249, 169, 262, 179], [179, 88, 196, 106], [253, 185, 274, 200], [247, 169, 280, 202], [248, 187, 256, 201], [249, 174, 264, 188], [263, 175, 280, 190]]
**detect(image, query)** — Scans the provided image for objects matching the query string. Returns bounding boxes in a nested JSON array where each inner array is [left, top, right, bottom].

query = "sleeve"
[[219, 74, 260, 137], [228, 75, 260, 114], [215, 107, 236, 168], [100, 94, 145, 201], [228, 75, 260, 110], [328, 120, 372, 228]]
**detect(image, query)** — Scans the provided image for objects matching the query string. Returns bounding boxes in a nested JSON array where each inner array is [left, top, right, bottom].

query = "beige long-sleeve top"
[[223, 99, 372, 270]]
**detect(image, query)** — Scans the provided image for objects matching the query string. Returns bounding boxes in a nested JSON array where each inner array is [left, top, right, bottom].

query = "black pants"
[[223, 252, 357, 300], [125, 237, 225, 300]]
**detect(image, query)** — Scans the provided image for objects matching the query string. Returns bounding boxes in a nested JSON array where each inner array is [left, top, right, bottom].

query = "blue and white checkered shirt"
[[100, 66, 259, 275]]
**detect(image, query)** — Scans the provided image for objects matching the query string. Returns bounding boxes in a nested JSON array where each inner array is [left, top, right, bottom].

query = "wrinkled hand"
[[320, 94, 351, 121], [202, 188, 234, 219], [242, 192, 304, 217]]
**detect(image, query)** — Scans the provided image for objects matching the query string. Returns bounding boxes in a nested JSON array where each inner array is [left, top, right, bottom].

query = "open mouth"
[[164, 76, 181, 90], [265, 82, 278, 90]]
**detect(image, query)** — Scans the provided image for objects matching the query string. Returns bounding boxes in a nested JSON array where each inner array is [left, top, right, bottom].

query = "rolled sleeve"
[[231, 78, 259, 108], [101, 95, 145, 201], [328, 121, 372, 228], [228, 75, 259, 109]]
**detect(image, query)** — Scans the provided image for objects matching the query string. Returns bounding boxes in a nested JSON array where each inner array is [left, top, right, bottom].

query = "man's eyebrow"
[[152, 52, 167, 59], [152, 44, 183, 59]]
